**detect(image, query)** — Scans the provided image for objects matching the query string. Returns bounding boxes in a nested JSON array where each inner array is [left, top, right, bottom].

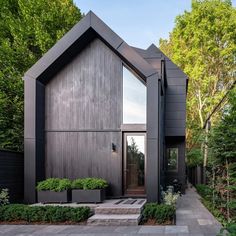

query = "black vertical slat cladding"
[[0, 150, 24, 202]]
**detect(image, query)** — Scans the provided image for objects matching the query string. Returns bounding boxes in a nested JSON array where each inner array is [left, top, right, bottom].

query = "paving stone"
[[87, 214, 141, 226], [138, 226, 165, 234], [197, 219, 213, 225], [114, 226, 140, 233], [165, 226, 189, 234], [31, 225, 70, 235]]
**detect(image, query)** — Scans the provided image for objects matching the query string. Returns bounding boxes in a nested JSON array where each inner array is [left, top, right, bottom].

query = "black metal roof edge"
[[23, 11, 158, 82]]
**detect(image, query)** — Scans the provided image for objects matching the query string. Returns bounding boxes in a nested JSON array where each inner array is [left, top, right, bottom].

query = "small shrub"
[[0, 189, 9, 206], [71, 179, 84, 189], [196, 184, 213, 200], [36, 178, 71, 192], [0, 204, 90, 223], [72, 178, 108, 190], [142, 203, 175, 224], [162, 191, 180, 206], [218, 223, 236, 236], [56, 179, 71, 192]]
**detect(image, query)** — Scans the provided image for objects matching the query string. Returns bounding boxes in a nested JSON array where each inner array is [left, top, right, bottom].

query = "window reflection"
[[126, 135, 145, 189], [123, 66, 146, 124], [167, 148, 178, 171]]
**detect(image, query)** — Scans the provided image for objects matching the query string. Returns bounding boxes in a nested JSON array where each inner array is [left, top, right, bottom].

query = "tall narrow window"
[[167, 148, 178, 171], [123, 66, 146, 124]]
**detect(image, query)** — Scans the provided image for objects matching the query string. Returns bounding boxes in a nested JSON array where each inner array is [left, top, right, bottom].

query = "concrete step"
[[95, 198, 146, 215], [95, 207, 141, 215], [87, 214, 141, 226]]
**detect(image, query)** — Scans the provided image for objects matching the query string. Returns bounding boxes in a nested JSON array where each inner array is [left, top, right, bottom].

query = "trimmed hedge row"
[[142, 203, 175, 224], [0, 204, 90, 223]]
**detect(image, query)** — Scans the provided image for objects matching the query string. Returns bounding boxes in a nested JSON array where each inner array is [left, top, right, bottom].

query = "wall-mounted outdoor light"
[[112, 143, 116, 152]]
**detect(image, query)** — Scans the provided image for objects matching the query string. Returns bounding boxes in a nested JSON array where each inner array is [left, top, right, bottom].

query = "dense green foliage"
[[159, 0, 236, 165], [0, 0, 82, 151], [195, 184, 213, 201], [0, 204, 90, 222], [208, 89, 236, 223], [36, 178, 71, 192], [195, 89, 236, 225], [72, 178, 108, 190], [142, 203, 175, 224]]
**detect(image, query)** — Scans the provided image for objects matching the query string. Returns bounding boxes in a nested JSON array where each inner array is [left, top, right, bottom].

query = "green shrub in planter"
[[36, 178, 72, 203], [36, 178, 71, 192], [0, 204, 90, 223], [72, 178, 108, 190], [71, 178, 108, 203], [142, 203, 175, 224]]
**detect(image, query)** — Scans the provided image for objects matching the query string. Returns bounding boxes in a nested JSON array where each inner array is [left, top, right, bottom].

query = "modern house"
[[24, 11, 188, 203]]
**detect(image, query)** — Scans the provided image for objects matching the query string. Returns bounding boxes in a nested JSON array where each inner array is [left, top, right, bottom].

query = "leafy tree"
[[209, 88, 236, 222], [159, 0, 236, 165], [0, 0, 82, 151]]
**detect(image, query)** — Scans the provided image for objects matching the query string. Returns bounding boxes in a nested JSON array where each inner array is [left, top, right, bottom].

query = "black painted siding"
[[165, 60, 187, 137], [0, 150, 24, 202]]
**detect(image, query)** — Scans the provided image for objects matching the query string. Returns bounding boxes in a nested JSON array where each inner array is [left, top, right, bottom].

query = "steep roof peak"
[[24, 11, 157, 83]]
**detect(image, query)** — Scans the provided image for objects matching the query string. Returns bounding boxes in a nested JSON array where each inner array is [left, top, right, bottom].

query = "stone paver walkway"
[[0, 187, 222, 236]]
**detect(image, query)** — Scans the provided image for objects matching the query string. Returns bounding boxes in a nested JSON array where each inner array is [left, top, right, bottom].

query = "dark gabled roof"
[[24, 11, 158, 84], [132, 44, 188, 79]]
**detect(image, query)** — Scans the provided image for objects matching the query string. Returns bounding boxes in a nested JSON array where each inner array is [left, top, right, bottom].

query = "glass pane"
[[123, 66, 146, 123], [126, 135, 145, 191], [167, 148, 178, 171]]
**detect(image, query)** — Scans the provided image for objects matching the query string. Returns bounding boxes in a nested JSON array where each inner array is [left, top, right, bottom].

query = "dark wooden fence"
[[0, 150, 24, 202], [188, 165, 203, 186]]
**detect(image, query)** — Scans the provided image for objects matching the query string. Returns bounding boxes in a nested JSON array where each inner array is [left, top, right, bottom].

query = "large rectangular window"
[[123, 66, 146, 124], [167, 148, 178, 171]]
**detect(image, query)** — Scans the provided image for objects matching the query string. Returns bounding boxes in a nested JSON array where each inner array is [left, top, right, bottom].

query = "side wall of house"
[[45, 38, 123, 196], [164, 59, 187, 192]]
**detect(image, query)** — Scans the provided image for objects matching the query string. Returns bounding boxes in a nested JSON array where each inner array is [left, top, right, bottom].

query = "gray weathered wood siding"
[[0, 150, 24, 202], [45, 39, 123, 196]]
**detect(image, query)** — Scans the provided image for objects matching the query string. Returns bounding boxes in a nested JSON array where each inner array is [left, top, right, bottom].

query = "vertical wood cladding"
[[45, 38, 122, 131], [45, 39, 123, 196]]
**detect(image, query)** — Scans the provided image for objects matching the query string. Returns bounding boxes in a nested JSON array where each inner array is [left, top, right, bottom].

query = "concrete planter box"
[[72, 189, 106, 203], [37, 190, 71, 203]]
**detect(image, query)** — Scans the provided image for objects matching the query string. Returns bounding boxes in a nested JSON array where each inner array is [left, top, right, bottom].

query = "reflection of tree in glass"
[[168, 149, 177, 170], [127, 137, 144, 186]]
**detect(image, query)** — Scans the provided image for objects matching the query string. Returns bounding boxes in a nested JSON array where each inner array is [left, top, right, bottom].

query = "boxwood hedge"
[[0, 204, 90, 223], [142, 203, 175, 224]]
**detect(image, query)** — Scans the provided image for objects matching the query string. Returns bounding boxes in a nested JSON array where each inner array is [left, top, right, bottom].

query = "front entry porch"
[[33, 198, 146, 226]]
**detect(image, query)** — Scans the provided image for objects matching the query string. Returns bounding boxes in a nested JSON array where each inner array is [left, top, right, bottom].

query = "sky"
[[75, 0, 236, 49]]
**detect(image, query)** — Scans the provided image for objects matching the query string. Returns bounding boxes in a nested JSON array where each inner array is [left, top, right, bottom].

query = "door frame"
[[123, 132, 146, 196]]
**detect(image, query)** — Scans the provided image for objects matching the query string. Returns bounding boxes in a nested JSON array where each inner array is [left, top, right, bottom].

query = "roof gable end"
[[24, 11, 157, 83]]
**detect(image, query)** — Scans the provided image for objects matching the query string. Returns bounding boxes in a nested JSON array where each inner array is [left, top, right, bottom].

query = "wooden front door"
[[123, 133, 146, 195]]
